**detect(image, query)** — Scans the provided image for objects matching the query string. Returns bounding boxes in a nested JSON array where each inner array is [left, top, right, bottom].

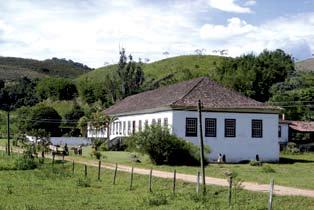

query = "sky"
[[0, 0, 314, 68]]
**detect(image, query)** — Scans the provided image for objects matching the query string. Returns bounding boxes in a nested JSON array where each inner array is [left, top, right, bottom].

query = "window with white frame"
[[127, 121, 131, 134], [252, 119, 263, 138], [185, 118, 197, 137], [164, 118, 168, 127], [123, 121, 126, 135], [138, 120, 142, 132], [157, 118, 161, 125], [225, 119, 236, 137], [152, 119, 156, 125], [205, 118, 216, 137], [119, 122, 122, 134], [145, 120, 149, 128], [116, 122, 119, 134]]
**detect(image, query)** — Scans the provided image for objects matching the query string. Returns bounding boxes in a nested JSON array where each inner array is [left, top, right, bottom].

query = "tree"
[[270, 72, 314, 120], [117, 48, 145, 98], [17, 105, 62, 137], [214, 49, 295, 102], [36, 77, 77, 101], [0, 77, 38, 155], [76, 77, 114, 105], [78, 116, 89, 137], [63, 105, 85, 136]]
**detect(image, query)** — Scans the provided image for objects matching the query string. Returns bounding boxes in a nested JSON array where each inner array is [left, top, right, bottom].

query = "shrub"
[[99, 142, 109, 151], [283, 142, 300, 154], [14, 148, 37, 170], [249, 160, 262, 167], [126, 125, 209, 165], [91, 150, 102, 160]]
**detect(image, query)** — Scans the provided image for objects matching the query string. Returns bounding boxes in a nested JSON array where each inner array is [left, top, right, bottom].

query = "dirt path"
[[59, 155, 314, 198], [2, 147, 314, 198]]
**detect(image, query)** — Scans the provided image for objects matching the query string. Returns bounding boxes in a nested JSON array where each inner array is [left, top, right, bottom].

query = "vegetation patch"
[[126, 125, 210, 165], [261, 165, 276, 173]]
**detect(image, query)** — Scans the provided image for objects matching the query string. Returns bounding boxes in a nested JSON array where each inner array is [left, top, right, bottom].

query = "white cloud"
[[244, 0, 256, 6], [0, 19, 13, 36], [0, 0, 314, 67], [208, 0, 253, 13], [199, 13, 314, 59], [200, 17, 256, 39], [0, 0, 200, 67]]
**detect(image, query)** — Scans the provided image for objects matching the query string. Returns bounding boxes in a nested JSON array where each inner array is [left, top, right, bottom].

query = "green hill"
[[0, 56, 92, 80], [296, 58, 314, 72], [77, 55, 225, 86]]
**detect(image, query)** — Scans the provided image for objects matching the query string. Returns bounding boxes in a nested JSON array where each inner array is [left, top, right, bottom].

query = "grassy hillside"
[[0, 56, 92, 80], [296, 58, 314, 72], [77, 55, 225, 85]]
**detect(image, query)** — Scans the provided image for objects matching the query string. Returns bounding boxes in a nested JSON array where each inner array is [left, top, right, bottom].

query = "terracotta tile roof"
[[288, 121, 314, 132], [105, 77, 280, 115]]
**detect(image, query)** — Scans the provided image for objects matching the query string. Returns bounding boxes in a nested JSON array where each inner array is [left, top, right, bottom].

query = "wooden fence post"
[[113, 163, 118, 185], [148, 168, 153, 193], [268, 178, 274, 210], [173, 169, 176, 195], [129, 166, 134, 190], [84, 164, 87, 178], [196, 171, 200, 194], [198, 100, 206, 195], [228, 176, 233, 207], [72, 160, 75, 174], [98, 160, 101, 181]]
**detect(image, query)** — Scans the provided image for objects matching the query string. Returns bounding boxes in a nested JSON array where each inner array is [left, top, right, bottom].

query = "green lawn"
[[72, 146, 314, 190], [0, 152, 313, 210]]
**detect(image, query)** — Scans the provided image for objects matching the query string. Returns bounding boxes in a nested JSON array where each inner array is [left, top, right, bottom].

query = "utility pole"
[[7, 111, 10, 156], [198, 100, 206, 194]]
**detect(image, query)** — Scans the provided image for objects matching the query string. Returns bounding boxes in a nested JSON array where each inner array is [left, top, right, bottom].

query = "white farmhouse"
[[88, 77, 281, 162]]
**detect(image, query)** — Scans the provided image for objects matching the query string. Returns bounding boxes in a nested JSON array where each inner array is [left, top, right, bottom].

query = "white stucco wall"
[[88, 111, 173, 139], [172, 110, 279, 162], [88, 109, 279, 163], [278, 123, 289, 144]]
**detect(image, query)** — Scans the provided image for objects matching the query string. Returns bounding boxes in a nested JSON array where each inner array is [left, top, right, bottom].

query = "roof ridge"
[[171, 77, 205, 106]]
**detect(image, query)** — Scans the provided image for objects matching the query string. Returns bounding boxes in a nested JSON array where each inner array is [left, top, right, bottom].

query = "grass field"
[[71, 146, 314, 190], [0, 152, 313, 210], [77, 55, 225, 85]]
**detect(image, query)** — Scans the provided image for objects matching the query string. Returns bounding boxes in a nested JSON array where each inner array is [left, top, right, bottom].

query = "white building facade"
[[88, 77, 281, 162]]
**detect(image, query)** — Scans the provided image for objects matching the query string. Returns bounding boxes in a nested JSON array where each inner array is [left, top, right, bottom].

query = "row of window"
[[111, 118, 168, 135], [185, 118, 263, 138]]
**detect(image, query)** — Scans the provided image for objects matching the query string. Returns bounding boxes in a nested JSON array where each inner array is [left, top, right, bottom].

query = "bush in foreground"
[[126, 125, 209, 166], [14, 148, 37, 170]]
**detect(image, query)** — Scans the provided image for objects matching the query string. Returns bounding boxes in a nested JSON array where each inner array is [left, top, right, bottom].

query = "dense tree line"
[[270, 72, 314, 120], [214, 49, 295, 102], [36, 77, 77, 101]]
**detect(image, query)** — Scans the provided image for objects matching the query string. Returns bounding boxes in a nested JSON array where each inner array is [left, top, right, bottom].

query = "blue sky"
[[0, 0, 313, 67]]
